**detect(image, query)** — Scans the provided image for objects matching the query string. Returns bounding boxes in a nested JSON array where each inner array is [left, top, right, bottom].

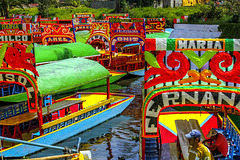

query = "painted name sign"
[[111, 36, 145, 52], [0, 73, 37, 110], [143, 88, 240, 137], [43, 105, 106, 134], [114, 30, 139, 34], [40, 21, 58, 24], [43, 36, 74, 45], [0, 34, 32, 43], [109, 18, 144, 23], [75, 25, 91, 30], [176, 39, 225, 51], [0, 24, 22, 30]]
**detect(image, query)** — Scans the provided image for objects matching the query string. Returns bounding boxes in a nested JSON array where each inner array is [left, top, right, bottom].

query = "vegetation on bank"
[[8, 1, 240, 38]]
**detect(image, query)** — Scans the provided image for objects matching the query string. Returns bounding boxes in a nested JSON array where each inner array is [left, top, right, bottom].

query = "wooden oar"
[[0, 136, 92, 159], [0, 136, 77, 152], [28, 153, 78, 160]]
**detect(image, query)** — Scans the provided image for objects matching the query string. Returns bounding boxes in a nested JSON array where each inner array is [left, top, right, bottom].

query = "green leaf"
[[26, 44, 33, 53], [182, 50, 217, 69], [0, 43, 8, 67], [144, 51, 160, 68]]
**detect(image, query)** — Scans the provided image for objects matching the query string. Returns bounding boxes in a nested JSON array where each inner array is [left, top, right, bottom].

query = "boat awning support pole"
[[110, 51, 112, 68], [37, 97, 44, 136], [224, 106, 228, 130], [107, 77, 110, 108]]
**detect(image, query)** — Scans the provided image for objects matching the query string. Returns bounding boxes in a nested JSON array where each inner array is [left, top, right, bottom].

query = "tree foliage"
[[223, 0, 240, 22], [38, 0, 57, 18], [0, 0, 28, 17]]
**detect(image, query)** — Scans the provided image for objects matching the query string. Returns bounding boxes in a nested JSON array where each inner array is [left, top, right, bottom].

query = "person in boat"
[[185, 129, 214, 160], [203, 129, 228, 158]]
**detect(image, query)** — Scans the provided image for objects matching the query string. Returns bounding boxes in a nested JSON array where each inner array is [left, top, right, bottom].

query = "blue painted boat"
[[0, 92, 134, 158], [0, 41, 134, 158]]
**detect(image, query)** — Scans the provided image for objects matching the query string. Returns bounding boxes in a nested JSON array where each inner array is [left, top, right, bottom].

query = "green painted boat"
[[35, 42, 100, 63], [0, 58, 125, 102]]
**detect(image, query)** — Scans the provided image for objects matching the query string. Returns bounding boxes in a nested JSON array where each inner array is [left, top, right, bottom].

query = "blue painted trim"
[[158, 122, 177, 136], [200, 114, 213, 127], [128, 69, 145, 76], [0, 97, 134, 157]]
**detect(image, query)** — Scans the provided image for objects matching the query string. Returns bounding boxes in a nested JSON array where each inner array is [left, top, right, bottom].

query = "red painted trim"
[[159, 111, 217, 115], [38, 97, 44, 136], [142, 138, 145, 160], [107, 77, 110, 100]]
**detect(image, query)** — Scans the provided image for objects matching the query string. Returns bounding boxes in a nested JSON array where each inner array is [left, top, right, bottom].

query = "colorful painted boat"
[[140, 37, 240, 159], [0, 34, 135, 158], [86, 19, 172, 76], [0, 58, 125, 102], [86, 18, 146, 76]]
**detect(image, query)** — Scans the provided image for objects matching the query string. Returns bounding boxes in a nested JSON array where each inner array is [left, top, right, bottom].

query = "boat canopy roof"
[[146, 32, 171, 38], [123, 43, 140, 48], [37, 58, 110, 96], [35, 42, 100, 63], [0, 58, 110, 102]]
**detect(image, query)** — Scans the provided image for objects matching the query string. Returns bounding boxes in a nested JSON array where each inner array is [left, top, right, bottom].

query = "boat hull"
[[127, 68, 145, 76], [0, 95, 134, 157]]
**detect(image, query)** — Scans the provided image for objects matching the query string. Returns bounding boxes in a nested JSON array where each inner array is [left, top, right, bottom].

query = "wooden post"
[[224, 106, 228, 130], [107, 77, 110, 108], [107, 77, 110, 99], [153, 51, 156, 89], [110, 51, 113, 68], [37, 97, 44, 136], [144, 60, 147, 97]]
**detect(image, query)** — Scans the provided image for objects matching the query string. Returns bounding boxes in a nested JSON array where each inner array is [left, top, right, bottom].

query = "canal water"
[[30, 75, 144, 160]]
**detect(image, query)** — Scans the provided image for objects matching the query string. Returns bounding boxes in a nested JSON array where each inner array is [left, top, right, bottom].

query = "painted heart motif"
[[182, 50, 218, 69], [121, 23, 133, 29]]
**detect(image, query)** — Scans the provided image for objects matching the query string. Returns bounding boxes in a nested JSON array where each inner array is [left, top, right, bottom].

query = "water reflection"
[[30, 75, 144, 159]]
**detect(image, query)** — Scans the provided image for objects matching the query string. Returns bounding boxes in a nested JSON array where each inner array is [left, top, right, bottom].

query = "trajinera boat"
[[86, 18, 170, 77], [0, 33, 135, 158], [140, 37, 240, 159]]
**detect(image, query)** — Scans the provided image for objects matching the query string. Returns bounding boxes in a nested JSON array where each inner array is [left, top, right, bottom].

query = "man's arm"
[[208, 145, 218, 151]]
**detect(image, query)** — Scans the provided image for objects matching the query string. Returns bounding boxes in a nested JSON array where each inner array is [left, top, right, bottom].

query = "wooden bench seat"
[[42, 99, 85, 115], [42, 98, 114, 130]]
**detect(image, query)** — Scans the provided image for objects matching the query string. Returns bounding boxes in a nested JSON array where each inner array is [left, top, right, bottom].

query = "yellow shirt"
[[188, 143, 214, 160]]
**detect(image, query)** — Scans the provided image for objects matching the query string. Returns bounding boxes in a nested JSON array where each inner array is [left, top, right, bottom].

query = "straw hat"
[[206, 129, 218, 138]]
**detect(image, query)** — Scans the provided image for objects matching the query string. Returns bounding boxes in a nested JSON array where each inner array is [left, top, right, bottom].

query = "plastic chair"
[[13, 104, 21, 116], [31, 131, 40, 139], [12, 84, 25, 95], [6, 106, 14, 118], [51, 111, 60, 121], [44, 95, 52, 107], [0, 109, 6, 120], [1, 84, 11, 96]]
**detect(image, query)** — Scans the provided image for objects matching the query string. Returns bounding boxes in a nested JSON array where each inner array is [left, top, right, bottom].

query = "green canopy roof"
[[36, 58, 110, 96], [35, 42, 99, 63], [146, 32, 171, 39], [0, 58, 110, 102]]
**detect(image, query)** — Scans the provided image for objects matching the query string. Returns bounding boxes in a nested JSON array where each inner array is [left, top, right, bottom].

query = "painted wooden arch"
[[0, 69, 38, 112], [142, 85, 240, 138], [110, 35, 145, 53], [87, 34, 110, 51]]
